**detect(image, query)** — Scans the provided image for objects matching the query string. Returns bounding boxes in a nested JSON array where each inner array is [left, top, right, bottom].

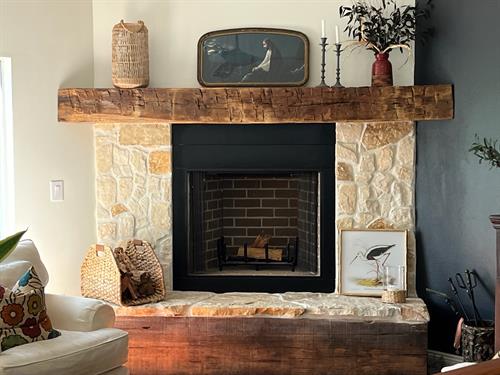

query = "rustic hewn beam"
[[58, 85, 453, 124]]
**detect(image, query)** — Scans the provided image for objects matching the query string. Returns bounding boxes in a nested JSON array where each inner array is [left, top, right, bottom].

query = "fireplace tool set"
[[426, 269, 484, 327], [426, 269, 495, 361]]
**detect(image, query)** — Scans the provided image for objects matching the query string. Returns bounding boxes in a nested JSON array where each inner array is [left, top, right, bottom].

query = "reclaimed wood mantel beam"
[[58, 85, 453, 124]]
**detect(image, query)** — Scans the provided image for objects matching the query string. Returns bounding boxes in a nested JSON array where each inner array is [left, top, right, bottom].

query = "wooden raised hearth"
[[114, 292, 429, 375], [58, 85, 453, 124]]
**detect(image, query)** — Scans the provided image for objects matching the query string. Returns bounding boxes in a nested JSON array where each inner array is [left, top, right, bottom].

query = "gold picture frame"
[[338, 229, 408, 297], [197, 28, 309, 87]]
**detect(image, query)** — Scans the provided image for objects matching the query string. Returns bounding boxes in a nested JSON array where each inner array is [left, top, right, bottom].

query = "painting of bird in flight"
[[340, 230, 407, 296]]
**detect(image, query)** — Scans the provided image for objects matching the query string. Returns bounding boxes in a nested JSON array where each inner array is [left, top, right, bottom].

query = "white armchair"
[[0, 240, 128, 375]]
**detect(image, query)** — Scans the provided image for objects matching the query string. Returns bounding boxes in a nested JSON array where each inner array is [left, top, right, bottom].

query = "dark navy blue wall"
[[415, 1, 500, 352]]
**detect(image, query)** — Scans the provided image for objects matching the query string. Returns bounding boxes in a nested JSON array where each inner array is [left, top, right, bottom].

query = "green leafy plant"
[[0, 230, 26, 262], [339, 0, 433, 54], [469, 135, 500, 169]]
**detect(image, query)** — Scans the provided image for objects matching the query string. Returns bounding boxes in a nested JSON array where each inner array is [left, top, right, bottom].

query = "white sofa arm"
[[45, 293, 116, 332]]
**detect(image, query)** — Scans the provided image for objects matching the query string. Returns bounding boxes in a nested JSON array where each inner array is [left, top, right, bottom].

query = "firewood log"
[[251, 233, 272, 248]]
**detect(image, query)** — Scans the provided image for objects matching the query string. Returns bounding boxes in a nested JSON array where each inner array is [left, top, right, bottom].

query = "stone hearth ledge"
[[113, 292, 429, 323]]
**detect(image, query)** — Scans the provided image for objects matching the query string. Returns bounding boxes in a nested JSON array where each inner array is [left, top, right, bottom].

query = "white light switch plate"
[[50, 180, 64, 202]]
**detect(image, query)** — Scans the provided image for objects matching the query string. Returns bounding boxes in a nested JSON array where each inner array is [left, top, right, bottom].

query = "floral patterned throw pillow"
[[0, 266, 60, 352]]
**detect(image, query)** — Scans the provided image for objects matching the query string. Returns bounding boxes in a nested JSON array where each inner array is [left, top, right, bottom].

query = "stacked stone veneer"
[[94, 121, 415, 294], [95, 123, 173, 289], [335, 122, 416, 295]]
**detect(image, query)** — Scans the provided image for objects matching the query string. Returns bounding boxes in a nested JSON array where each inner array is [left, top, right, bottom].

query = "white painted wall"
[[93, 0, 414, 87], [0, 0, 95, 295]]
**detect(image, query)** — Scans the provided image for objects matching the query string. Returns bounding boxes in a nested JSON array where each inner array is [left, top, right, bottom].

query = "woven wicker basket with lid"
[[112, 20, 149, 88]]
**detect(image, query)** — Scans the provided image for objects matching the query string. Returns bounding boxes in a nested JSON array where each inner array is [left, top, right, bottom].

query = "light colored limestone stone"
[[131, 150, 147, 175], [336, 217, 354, 230], [119, 124, 170, 146], [391, 182, 410, 207], [111, 203, 128, 217], [358, 199, 380, 216], [397, 135, 415, 166], [118, 213, 135, 239], [281, 293, 429, 322], [336, 162, 353, 181], [375, 146, 394, 172], [97, 204, 110, 220], [118, 177, 134, 202], [151, 202, 170, 230], [96, 143, 113, 173], [149, 151, 171, 175], [128, 199, 148, 223], [94, 124, 117, 133], [372, 172, 394, 194], [389, 207, 413, 228], [359, 153, 376, 174], [98, 222, 117, 241], [161, 177, 172, 201], [338, 184, 357, 215], [114, 292, 429, 322], [113, 146, 129, 166], [396, 165, 414, 185], [148, 176, 162, 198], [367, 218, 394, 229], [190, 293, 305, 317], [114, 291, 215, 317], [336, 143, 358, 163], [361, 122, 413, 150], [355, 212, 375, 227], [336, 123, 364, 143], [97, 176, 117, 207], [378, 194, 393, 219]]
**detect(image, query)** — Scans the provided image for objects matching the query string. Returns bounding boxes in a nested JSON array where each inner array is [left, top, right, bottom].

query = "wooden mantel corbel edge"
[[57, 85, 453, 124]]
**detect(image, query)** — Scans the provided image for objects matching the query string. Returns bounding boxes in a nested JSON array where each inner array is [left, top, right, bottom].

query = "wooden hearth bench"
[[113, 292, 429, 375]]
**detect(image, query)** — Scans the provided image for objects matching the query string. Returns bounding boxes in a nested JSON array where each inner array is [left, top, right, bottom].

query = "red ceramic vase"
[[371, 52, 393, 86]]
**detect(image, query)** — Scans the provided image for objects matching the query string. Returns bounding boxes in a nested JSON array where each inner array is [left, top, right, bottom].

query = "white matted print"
[[339, 229, 407, 296]]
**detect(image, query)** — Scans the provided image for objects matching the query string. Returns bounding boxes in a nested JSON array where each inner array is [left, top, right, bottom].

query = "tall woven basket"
[[81, 240, 165, 306], [112, 20, 149, 88]]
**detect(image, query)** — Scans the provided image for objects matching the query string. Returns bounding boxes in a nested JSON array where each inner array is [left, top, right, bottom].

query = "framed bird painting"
[[197, 28, 309, 87], [339, 229, 407, 296]]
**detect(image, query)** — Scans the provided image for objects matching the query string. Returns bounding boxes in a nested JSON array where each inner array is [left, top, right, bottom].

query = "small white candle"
[[335, 25, 340, 44], [321, 20, 326, 38]]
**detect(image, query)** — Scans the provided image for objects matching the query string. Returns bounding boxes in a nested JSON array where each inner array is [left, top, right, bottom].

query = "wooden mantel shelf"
[[58, 85, 453, 124]]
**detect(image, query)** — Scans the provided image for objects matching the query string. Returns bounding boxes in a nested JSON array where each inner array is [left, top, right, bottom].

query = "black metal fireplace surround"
[[172, 124, 335, 292]]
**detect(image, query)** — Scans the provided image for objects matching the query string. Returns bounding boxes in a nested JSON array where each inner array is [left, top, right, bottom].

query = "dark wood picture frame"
[[197, 28, 309, 87]]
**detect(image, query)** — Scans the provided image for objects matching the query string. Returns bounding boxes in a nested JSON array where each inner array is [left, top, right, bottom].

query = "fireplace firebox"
[[173, 125, 335, 292]]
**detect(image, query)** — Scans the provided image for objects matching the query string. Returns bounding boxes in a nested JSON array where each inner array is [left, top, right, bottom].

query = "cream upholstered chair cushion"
[[2, 240, 49, 287], [0, 329, 128, 375]]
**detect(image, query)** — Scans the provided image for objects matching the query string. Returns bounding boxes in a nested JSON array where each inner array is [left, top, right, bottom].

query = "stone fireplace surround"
[[57, 84, 454, 296], [94, 120, 417, 294], [59, 85, 453, 374]]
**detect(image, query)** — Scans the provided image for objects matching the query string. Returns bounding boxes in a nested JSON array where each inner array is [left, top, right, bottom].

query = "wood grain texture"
[[491, 214, 500, 352], [115, 315, 427, 375], [58, 85, 453, 124]]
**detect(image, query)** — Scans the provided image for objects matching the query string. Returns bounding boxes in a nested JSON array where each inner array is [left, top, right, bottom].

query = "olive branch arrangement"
[[339, 0, 433, 55], [469, 135, 500, 169]]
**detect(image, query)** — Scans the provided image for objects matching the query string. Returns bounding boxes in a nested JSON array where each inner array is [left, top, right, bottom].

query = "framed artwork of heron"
[[197, 28, 309, 87], [339, 229, 407, 296]]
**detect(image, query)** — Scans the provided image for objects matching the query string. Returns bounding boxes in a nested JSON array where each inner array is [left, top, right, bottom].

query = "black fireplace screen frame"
[[172, 124, 335, 293]]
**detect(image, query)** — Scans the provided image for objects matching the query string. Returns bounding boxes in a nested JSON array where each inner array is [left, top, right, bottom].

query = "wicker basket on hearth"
[[81, 239, 165, 306]]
